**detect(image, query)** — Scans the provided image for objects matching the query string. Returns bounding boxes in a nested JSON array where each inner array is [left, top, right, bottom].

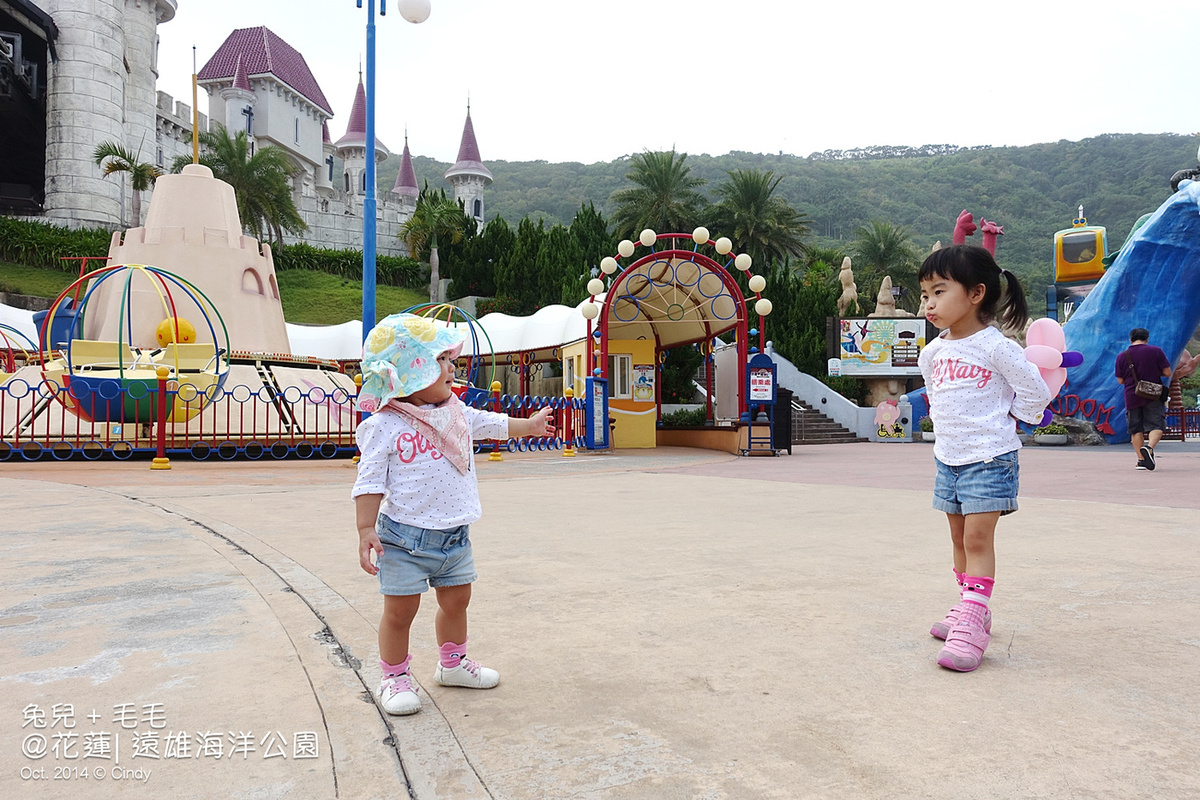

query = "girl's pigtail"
[[996, 269, 1029, 332]]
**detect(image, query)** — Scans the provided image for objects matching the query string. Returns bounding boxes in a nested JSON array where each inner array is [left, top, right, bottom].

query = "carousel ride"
[[39, 263, 230, 425], [0, 323, 38, 387]]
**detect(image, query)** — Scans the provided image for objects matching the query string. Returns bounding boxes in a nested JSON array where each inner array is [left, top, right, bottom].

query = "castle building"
[[1, 4, 491, 260]]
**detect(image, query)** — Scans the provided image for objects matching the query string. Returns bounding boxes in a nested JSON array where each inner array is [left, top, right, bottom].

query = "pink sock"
[[439, 639, 467, 669], [954, 568, 965, 597], [380, 655, 411, 678], [961, 575, 995, 624]]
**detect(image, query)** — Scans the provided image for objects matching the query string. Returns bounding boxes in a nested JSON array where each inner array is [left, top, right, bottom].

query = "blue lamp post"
[[357, 0, 430, 342]]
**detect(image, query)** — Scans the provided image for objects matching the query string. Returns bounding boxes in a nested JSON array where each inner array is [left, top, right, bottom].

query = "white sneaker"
[[379, 674, 421, 715], [434, 658, 500, 689]]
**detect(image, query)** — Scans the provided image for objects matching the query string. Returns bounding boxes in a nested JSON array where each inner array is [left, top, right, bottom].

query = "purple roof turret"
[[392, 133, 419, 199], [444, 109, 493, 184], [334, 77, 388, 158]]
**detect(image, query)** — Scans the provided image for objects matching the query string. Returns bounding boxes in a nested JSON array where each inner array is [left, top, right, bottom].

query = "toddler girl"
[[917, 245, 1051, 672], [352, 313, 554, 714]]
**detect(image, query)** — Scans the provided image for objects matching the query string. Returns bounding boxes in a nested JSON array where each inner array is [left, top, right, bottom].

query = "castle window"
[[241, 268, 264, 296], [473, 198, 482, 218], [294, 117, 300, 144], [344, 172, 350, 192], [360, 172, 366, 193]]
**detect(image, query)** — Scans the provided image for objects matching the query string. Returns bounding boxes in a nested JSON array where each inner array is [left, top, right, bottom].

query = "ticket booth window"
[[608, 355, 632, 399]]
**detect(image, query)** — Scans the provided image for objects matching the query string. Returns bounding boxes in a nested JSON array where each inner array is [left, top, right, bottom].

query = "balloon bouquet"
[[1024, 318, 1084, 425]]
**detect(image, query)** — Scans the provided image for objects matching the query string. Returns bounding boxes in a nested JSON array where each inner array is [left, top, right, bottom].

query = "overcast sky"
[[155, 0, 1199, 166]]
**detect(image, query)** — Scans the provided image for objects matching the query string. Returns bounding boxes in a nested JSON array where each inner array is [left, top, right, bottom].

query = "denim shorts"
[[375, 515, 477, 596], [932, 450, 1019, 516]]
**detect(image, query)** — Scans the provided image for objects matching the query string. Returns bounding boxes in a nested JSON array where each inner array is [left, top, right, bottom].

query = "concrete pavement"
[[1, 442, 1198, 799]]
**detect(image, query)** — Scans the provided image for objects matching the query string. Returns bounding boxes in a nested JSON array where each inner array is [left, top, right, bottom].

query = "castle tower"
[[219, 55, 256, 137], [41, 0, 176, 227], [316, 121, 335, 197], [334, 75, 388, 196], [390, 132, 419, 218], [444, 105, 492, 226], [198, 27, 334, 202]]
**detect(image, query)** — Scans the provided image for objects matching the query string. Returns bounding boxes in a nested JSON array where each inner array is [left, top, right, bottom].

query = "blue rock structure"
[[1061, 180, 1200, 442]]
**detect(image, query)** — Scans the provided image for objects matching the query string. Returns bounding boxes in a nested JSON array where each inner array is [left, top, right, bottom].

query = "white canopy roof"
[[0, 300, 593, 361]]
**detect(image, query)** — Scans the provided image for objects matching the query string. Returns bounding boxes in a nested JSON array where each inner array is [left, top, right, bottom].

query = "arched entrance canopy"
[[582, 230, 772, 420]]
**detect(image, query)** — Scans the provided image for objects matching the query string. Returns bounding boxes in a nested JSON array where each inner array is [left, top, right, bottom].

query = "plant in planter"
[[1033, 422, 1069, 445], [918, 416, 934, 442]]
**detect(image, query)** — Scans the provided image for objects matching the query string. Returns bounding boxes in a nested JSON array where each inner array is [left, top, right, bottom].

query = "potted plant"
[[918, 416, 934, 442], [1033, 422, 1069, 445]]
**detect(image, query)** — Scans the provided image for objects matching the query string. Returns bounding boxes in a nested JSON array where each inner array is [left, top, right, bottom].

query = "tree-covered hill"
[[376, 133, 1198, 295]]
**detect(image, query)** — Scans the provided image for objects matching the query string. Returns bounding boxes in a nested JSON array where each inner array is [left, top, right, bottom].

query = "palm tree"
[[711, 169, 810, 267], [400, 184, 469, 302], [171, 129, 305, 244], [610, 149, 707, 239], [850, 220, 919, 311], [93, 141, 162, 227]]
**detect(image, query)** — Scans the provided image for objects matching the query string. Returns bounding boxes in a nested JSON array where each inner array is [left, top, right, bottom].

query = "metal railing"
[[0, 375, 589, 462]]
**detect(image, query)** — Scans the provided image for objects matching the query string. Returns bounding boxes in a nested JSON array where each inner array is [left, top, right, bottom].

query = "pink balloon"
[[1040, 365, 1067, 399], [1026, 318, 1066, 351], [1024, 344, 1064, 369]]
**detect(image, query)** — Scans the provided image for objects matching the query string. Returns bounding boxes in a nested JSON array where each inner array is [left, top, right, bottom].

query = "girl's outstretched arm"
[[508, 406, 556, 439]]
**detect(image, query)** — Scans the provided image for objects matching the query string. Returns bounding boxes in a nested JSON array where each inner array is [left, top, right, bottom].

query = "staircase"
[[790, 398, 867, 444]]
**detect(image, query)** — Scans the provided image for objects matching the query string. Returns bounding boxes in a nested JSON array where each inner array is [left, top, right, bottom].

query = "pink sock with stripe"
[[380, 655, 412, 678], [440, 639, 468, 669], [960, 575, 994, 624]]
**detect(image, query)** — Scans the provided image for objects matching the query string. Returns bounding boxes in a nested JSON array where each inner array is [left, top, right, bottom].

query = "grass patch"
[[0, 260, 80, 298], [276, 270, 428, 325], [0, 261, 429, 326]]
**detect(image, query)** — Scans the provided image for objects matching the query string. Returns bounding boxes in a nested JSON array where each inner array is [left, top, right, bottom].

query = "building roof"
[[333, 78, 388, 156], [5, 0, 60, 60], [231, 54, 251, 91], [392, 135, 418, 198], [444, 110, 493, 183], [198, 26, 333, 115]]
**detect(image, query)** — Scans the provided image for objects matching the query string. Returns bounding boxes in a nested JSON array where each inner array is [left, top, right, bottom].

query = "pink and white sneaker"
[[379, 673, 421, 715], [434, 657, 500, 689], [930, 601, 992, 640], [937, 613, 991, 672]]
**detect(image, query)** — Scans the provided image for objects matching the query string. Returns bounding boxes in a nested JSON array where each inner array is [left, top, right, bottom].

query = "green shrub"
[[0, 217, 113, 271], [659, 406, 707, 427], [918, 416, 934, 432], [1035, 422, 1069, 436], [272, 242, 425, 289], [476, 295, 522, 317]]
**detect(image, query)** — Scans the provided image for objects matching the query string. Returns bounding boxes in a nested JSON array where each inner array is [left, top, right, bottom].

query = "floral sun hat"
[[357, 313, 466, 413]]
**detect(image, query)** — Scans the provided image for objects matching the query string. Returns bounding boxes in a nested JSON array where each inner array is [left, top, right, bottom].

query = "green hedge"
[[0, 217, 427, 290], [272, 242, 426, 289], [0, 217, 113, 272], [659, 406, 707, 427]]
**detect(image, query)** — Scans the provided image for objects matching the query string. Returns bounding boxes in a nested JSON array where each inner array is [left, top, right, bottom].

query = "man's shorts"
[[1127, 401, 1166, 435], [375, 515, 477, 596], [932, 450, 1019, 516]]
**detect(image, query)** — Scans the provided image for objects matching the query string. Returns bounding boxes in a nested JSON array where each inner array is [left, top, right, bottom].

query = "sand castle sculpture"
[[81, 165, 291, 354], [836, 257, 859, 317]]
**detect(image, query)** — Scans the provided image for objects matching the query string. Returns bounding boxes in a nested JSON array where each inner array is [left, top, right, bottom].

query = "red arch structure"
[[587, 232, 767, 421]]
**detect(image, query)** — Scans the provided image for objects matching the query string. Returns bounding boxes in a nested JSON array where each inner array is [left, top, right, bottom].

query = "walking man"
[[1115, 327, 1171, 470]]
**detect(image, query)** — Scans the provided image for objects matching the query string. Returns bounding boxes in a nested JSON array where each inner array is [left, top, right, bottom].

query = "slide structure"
[[1060, 179, 1200, 442]]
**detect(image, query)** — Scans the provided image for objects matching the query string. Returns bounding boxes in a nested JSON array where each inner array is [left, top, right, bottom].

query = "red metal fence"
[[0, 374, 587, 462]]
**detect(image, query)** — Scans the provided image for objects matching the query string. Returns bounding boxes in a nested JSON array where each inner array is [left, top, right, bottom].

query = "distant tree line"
[[373, 133, 1198, 302]]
